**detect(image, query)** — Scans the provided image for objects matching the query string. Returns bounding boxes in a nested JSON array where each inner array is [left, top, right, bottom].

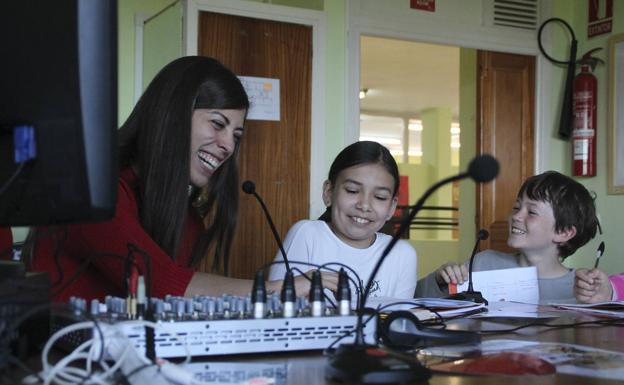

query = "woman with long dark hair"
[[30, 56, 302, 301]]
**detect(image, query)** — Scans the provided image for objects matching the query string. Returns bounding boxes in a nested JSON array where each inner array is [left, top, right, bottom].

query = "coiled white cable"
[[36, 321, 133, 385], [26, 319, 275, 385]]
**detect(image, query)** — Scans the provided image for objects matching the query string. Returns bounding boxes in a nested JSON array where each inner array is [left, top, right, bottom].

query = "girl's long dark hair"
[[118, 56, 249, 272]]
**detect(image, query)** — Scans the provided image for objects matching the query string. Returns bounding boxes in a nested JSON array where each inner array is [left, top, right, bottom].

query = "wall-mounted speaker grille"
[[488, 0, 539, 31]]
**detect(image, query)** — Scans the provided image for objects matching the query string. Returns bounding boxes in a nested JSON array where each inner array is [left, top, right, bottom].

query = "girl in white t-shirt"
[[268, 141, 417, 300]]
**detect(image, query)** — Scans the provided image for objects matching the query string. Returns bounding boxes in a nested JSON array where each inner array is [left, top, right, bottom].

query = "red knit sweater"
[[31, 169, 198, 302], [0, 227, 12, 259]]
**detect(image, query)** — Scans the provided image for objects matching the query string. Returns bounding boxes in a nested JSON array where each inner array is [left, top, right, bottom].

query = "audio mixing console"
[[53, 293, 376, 358]]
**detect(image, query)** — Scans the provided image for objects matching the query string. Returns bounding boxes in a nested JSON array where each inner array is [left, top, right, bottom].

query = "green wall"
[[115, 0, 624, 278], [323, 0, 347, 170], [142, 2, 183, 91], [246, 0, 323, 10], [457, 48, 478, 267], [551, 0, 624, 275], [117, 0, 180, 125]]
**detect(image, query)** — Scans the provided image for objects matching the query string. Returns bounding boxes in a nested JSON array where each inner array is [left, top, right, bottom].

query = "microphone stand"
[[357, 172, 470, 340], [242, 181, 290, 271], [325, 173, 468, 384], [446, 230, 489, 304], [243, 180, 347, 314]]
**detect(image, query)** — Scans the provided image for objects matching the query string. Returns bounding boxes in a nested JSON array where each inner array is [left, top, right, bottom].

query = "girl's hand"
[[267, 270, 339, 296]]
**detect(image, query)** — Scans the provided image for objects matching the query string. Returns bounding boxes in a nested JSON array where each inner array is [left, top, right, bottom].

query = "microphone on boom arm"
[[242, 180, 297, 317], [324, 154, 500, 385], [446, 229, 490, 304], [242, 180, 290, 272]]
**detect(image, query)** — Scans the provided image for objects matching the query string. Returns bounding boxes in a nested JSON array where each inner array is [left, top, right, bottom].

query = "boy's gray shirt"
[[414, 249, 576, 303]]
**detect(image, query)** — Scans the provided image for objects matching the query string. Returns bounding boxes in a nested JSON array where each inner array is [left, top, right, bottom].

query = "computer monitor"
[[0, 0, 118, 226]]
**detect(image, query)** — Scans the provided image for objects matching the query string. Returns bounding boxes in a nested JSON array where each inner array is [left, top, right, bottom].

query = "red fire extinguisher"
[[572, 48, 603, 177]]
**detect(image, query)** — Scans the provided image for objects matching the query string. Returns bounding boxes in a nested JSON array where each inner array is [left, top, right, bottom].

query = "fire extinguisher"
[[572, 48, 603, 177]]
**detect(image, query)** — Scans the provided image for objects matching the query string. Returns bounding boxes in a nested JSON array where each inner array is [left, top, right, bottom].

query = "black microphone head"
[[468, 155, 499, 183], [242, 180, 256, 194], [478, 229, 489, 240]]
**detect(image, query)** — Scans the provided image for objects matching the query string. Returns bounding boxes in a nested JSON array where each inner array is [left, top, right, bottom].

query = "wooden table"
[[186, 312, 624, 385], [5, 312, 624, 384]]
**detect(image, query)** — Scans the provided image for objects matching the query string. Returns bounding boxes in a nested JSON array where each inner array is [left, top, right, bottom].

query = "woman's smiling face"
[[189, 108, 245, 187]]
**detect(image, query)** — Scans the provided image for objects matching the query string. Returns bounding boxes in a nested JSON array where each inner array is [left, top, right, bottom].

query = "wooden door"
[[477, 51, 534, 252], [197, 12, 312, 279]]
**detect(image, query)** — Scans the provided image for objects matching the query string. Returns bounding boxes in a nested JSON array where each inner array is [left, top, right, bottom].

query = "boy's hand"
[[575, 268, 613, 303], [435, 263, 469, 287]]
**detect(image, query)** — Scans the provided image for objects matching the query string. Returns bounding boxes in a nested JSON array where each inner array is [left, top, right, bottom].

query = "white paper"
[[238, 76, 280, 121], [469, 300, 558, 319], [454, 266, 539, 304]]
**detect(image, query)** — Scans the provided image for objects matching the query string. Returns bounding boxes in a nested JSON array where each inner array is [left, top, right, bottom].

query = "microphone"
[[241, 180, 290, 272], [446, 229, 489, 304], [325, 154, 499, 384], [467, 154, 500, 183], [362, 154, 499, 309]]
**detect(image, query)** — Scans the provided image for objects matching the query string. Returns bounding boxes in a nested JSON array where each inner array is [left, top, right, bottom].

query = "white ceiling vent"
[[484, 0, 539, 31]]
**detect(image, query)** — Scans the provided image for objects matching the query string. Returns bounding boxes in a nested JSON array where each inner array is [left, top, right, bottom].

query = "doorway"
[[359, 36, 535, 276], [359, 36, 466, 277], [360, 36, 461, 240]]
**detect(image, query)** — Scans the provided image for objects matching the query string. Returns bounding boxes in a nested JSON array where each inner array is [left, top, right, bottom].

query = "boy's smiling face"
[[507, 193, 576, 257]]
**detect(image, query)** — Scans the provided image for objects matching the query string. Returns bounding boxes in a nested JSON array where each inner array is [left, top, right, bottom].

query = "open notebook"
[[366, 297, 486, 321]]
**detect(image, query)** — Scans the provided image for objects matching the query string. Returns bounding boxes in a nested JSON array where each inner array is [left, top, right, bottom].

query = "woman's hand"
[[435, 262, 469, 288], [575, 268, 613, 303]]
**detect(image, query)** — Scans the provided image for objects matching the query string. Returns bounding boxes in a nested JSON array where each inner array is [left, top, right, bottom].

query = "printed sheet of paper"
[[451, 266, 539, 304], [238, 76, 280, 121]]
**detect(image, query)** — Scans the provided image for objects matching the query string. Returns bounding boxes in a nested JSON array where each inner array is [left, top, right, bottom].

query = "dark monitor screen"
[[0, 0, 118, 226]]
